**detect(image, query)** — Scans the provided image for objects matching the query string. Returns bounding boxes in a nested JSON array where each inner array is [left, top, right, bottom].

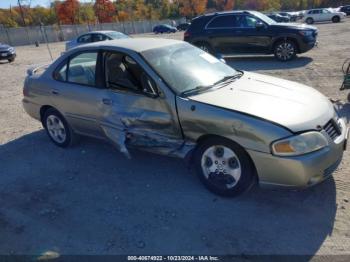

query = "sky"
[[0, 0, 93, 9]]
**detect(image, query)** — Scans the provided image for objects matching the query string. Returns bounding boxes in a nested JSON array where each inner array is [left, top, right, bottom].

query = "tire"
[[42, 108, 78, 148], [195, 41, 214, 55], [332, 16, 340, 23], [194, 137, 256, 197], [274, 40, 297, 61], [8, 58, 14, 63], [306, 17, 314, 24]]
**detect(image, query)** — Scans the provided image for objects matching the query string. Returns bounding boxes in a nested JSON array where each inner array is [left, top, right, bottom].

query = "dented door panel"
[[99, 89, 187, 158]]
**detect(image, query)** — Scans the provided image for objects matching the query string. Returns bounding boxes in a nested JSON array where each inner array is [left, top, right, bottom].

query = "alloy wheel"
[[201, 145, 242, 189], [275, 42, 295, 61], [46, 115, 67, 144]]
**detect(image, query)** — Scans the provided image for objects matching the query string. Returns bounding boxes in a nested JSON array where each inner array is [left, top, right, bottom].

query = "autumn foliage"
[[56, 0, 79, 24], [215, 0, 235, 11], [179, 0, 208, 17], [94, 0, 116, 23], [0, 0, 349, 27]]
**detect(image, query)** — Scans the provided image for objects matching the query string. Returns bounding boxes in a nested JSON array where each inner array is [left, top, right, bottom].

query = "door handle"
[[102, 98, 113, 105], [51, 89, 59, 95]]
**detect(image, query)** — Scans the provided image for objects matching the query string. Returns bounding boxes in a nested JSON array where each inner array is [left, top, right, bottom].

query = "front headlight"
[[272, 131, 328, 156], [8, 47, 15, 53], [299, 30, 314, 37]]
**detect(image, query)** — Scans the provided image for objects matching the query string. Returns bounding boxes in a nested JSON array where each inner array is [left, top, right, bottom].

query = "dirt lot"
[[0, 19, 350, 258]]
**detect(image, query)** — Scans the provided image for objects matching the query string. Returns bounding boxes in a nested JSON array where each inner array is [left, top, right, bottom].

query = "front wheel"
[[8, 58, 15, 63], [42, 108, 78, 148], [306, 18, 314, 24], [332, 16, 340, 23], [194, 137, 256, 197], [274, 40, 297, 61]]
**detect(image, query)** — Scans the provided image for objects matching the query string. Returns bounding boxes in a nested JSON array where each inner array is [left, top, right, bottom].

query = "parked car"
[[267, 13, 290, 22], [304, 8, 346, 24], [0, 43, 16, 63], [153, 24, 177, 34], [340, 5, 350, 15], [177, 22, 191, 31], [65, 31, 129, 51], [23, 38, 348, 197], [279, 12, 298, 21], [184, 10, 318, 61]]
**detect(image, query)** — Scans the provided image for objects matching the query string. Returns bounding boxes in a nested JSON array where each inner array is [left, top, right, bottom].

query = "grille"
[[323, 119, 341, 140]]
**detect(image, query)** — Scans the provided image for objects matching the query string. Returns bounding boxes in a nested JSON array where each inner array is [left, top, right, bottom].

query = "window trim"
[[52, 49, 102, 89]]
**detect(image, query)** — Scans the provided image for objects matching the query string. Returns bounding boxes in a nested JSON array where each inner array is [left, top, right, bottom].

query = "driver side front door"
[[98, 50, 184, 157]]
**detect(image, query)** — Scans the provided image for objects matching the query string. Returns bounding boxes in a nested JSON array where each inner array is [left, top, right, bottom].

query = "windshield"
[[141, 43, 239, 95], [250, 11, 276, 25], [105, 32, 129, 39]]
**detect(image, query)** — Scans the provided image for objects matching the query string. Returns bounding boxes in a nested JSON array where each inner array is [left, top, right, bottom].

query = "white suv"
[[304, 8, 346, 24]]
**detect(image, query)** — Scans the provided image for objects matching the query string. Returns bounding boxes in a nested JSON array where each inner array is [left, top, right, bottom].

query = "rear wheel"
[[274, 40, 297, 61], [42, 108, 78, 147], [332, 16, 340, 23], [194, 137, 256, 197], [306, 17, 314, 24]]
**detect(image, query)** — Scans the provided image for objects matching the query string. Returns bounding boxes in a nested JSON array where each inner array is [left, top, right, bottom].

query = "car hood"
[[0, 43, 11, 51], [188, 72, 335, 132], [270, 23, 317, 31]]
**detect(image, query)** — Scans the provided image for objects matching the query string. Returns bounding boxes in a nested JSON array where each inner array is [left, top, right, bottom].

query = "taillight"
[[23, 78, 29, 97], [184, 31, 191, 38]]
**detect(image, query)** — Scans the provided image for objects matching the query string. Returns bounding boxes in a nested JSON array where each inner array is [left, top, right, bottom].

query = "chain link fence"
[[0, 18, 186, 46]]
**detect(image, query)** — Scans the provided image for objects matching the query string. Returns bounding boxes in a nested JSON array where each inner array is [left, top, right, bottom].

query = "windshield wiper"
[[181, 85, 214, 96], [181, 71, 244, 97], [213, 72, 244, 86]]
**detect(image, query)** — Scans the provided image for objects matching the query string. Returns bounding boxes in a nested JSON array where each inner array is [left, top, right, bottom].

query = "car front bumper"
[[0, 52, 16, 60], [248, 118, 348, 188]]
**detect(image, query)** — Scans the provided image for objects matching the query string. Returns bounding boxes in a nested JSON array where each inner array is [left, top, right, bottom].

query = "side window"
[[240, 15, 258, 28], [77, 34, 92, 43], [92, 34, 108, 42], [67, 52, 98, 86], [105, 52, 157, 96], [207, 15, 236, 29]]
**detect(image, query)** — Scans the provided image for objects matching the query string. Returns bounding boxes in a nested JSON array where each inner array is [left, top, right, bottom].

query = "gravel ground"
[[0, 20, 350, 258]]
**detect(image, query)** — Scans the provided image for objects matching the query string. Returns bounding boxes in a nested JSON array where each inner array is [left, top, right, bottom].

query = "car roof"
[[79, 38, 183, 52], [80, 30, 119, 36]]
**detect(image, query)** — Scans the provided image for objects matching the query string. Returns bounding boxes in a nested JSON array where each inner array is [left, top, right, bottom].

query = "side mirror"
[[141, 73, 159, 98], [216, 53, 226, 64], [256, 21, 265, 29]]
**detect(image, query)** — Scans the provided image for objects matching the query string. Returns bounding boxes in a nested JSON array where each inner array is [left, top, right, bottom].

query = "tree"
[[79, 3, 95, 24], [94, 0, 116, 23], [56, 0, 79, 25], [215, 0, 235, 11], [179, 0, 208, 18]]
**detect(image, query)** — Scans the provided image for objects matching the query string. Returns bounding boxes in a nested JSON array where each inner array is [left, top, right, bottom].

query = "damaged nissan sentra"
[[23, 38, 349, 197]]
